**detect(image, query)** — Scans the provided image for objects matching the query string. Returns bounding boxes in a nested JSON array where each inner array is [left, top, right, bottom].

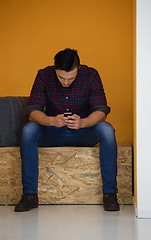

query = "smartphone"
[[64, 112, 73, 117]]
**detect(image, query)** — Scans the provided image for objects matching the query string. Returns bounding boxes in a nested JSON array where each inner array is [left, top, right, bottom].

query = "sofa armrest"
[[0, 97, 29, 146]]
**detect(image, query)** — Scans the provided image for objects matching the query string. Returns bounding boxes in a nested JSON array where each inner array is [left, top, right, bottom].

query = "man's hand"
[[29, 111, 66, 127], [51, 114, 66, 127], [64, 114, 83, 129], [64, 111, 106, 129]]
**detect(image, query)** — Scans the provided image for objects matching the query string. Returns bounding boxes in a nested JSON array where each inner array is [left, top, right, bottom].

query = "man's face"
[[55, 67, 78, 87]]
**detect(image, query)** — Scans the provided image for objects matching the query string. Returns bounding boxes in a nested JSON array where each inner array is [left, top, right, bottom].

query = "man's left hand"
[[64, 114, 83, 129]]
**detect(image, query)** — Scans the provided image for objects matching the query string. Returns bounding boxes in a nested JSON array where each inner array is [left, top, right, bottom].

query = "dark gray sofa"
[[0, 97, 29, 146]]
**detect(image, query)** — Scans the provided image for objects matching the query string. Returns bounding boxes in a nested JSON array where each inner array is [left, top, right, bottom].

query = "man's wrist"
[[48, 116, 55, 126], [80, 118, 86, 128]]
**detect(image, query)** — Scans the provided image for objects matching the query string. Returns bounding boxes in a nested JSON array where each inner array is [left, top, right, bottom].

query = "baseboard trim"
[[136, 208, 151, 219]]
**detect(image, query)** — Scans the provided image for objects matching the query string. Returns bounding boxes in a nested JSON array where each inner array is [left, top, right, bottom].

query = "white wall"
[[136, 0, 151, 218]]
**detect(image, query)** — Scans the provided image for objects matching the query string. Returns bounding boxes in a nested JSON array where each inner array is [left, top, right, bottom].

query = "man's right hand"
[[51, 114, 66, 127], [29, 111, 66, 127]]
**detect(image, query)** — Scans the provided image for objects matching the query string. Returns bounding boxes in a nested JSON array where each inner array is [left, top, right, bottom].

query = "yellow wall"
[[0, 0, 133, 143]]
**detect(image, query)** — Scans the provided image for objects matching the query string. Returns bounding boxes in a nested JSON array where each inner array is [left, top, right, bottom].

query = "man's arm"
[[81, 111, 106, 128], [29, 110, 66, 127], [64, 111, 106, 129]]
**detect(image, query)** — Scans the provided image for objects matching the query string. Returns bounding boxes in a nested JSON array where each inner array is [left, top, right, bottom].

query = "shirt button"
[[66, 96, 69, 99]]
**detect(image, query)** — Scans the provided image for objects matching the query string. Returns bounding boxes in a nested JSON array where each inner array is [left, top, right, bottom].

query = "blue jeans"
[[20, 121, 118, 194]]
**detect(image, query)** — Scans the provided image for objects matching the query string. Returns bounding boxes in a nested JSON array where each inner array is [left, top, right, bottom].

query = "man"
[[14, 48, 120, 212]]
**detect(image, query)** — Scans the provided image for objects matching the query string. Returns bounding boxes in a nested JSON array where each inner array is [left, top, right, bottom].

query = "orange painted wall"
[[0, 0, 133, 143]]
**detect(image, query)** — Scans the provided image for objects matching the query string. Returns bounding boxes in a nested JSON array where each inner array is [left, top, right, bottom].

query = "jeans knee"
[[21, 122, 41, 142], [94, 121, 116, 142]]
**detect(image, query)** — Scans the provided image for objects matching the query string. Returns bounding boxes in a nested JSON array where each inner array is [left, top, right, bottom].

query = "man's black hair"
[[54, 48, 80, 72]]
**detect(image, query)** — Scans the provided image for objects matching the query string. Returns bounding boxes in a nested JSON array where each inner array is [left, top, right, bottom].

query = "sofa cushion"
[[0, 97, 29, 146]]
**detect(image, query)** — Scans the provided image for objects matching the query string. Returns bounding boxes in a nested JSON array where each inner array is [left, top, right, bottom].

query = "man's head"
[[54, 48, 80, 87], [54, 48, 80, 72]]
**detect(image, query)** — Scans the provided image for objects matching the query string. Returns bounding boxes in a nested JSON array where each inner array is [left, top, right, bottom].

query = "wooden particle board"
[[0, 145, 132, 205]]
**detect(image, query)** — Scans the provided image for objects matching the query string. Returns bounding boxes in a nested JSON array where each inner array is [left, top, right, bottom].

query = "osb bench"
[[0, 143, 132, 205]]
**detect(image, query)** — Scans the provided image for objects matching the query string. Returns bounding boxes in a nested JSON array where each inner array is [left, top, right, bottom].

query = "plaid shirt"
[[28, 65, 110, 118]]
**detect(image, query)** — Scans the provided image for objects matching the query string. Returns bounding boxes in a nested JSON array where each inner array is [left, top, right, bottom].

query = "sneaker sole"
[[104, 206, 120, 211], [14, 204, 38, 212]]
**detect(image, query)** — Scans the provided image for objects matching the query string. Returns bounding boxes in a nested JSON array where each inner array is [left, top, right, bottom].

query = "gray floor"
[[0, 205, 151, 240]]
